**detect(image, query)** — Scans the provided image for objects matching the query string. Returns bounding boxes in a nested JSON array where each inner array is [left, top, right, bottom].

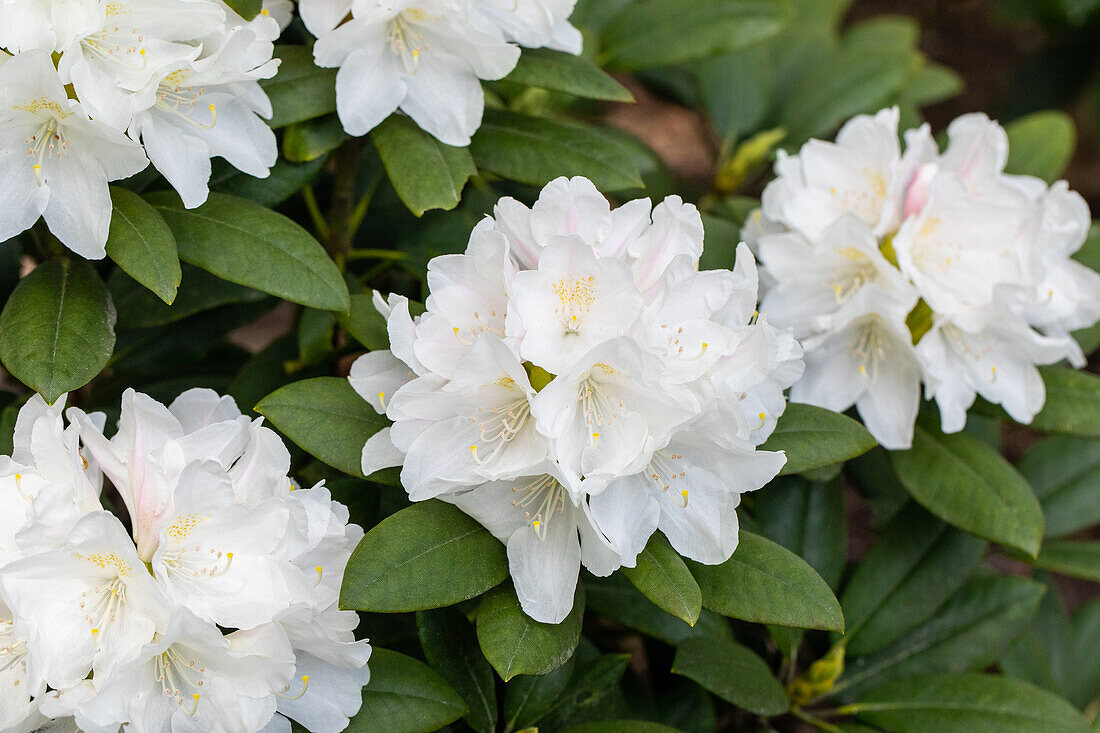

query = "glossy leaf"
[[890, 423, 1044, 557], [672, 637, 789, 715], [0, 259, 116, 404], [222, 0, 260, 19], [417, 608, 497, 733], [840, 504, 986, 656], [210, 155, 328, 208], [622, 533, 702, 626], [350, 648, 466, 733], [255, 377, 388, 478], [601, 0, 790, 69], [261, 45, 337, 128], [689, 530, 844, 632], [147, 192, 348, 312], [844, 673, 1090, 733], [471, 109, 643, 191], [585, 573, 732, 646], [504, 48, 633, 101], [1019, 435, 1100, 538], [1030, 540, 1100, 582], [503, 657, 576, 731], [283, 115, 348, 163], [761, 403, 877, 476], [477, 581, 584, 681], [105, 187, 180, 304], [536, 653, 632, 731], [341, 501, 508, 613], [373, 115, 476, 216], [110, 264, 262, 330], [1030, 366, 1100, 438], [1004, 110, 1076, 182], [755, 476, 847, 589]]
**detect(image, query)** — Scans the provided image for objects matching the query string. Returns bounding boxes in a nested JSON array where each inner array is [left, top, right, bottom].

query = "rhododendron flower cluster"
[[744, 108, 1100, 449], [300, 0, 583, 146], [351, 176, 803, 623], [0, 389, 369, 733], [0, 0, 287, 258]]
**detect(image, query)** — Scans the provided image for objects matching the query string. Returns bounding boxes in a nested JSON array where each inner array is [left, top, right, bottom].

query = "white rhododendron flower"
[[352, 176, 800, 623], [301, 0, 581, 145], [745, 108, 1100, 448], [0, 0, 282, 257], [0, 389, 370, 732]]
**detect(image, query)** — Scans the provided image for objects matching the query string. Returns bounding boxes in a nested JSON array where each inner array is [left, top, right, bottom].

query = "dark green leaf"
[[672, 637, 789, 715], [417, 608, 497, 733], [471, 109, 643, 191], [105, 187, 180, 304], [222, 0, 261, 20], [283, 115, 348, 163], [1030, 366, 1100, 438], [999, 576, 1079, 703], [210, 155, 328, 208], [845, 673, 1090, 733], [689, 530, 844, 632], [755, 476, 847, 589], [761, 403, 877, 476], [256, 377, 388, 478], [601, 0, 790, 70], [477, 581, 584, 681], [261, 46, 337, 129], [296, 308, 336, 367], [537, 653, 632, 730], [840, 504, 986, 656], [1018, 435, 1100, 538], [561, 723, 683, 733], [897, 62, 964, 107], [890, 423, 1044, 557], [109, 264, 263, 330], [373, 115, 476, 216], [350, 648, 466, 733], [503, 657, 576, 731], [585, 573, 732, 646], [147, 191, 349, 311], [504, 48, 633, 101], [836, 575, 1044, 699], [622, 533, 702, 626], [1070, 600, 1100, 709], [1004, 110, 1076, 183], [697, 46, 774, 141], [342, 501, 508, 613], [1030, 540, 1100, 582], [0, 260, 116, 404], [339, 292, 390, 351]]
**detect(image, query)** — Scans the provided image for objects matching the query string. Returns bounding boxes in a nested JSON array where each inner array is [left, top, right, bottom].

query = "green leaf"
[[373, 115, 476, 216], [672, 637, 789, 716], [471, 109, 643, 191], [0, 260, 116, 404], [105, 187, 180, 304], [755, 476, 847, 589], [890, 423, 1044, 557], [339, 292, 390, 351], [1004, 110, 1076, 183], [836, 575, 1044, 699], [840, 504, 986, 656], [147, 192, 349, 311], [622, 533, 701, 626], [283, 115, 348, 163], [761, 403, 877, 476], [503, 657, 576, 731], [417, 608, 497, 733], [260, 46, 337, 129], [222, 0, 261, 19], [211, 155, 329, 208], [1030, 367, 1100, 438], [585, 573, 733, 646], [561, 723, 683, 733], [1030, 540, 1100, 582], [601, 0, 790, 70], [697, 45, 774, 141], [255, 377, 387, 478], [1018, 435, 1100, 538], [536, 653, 632, 731], [897, 62, 964, 107], [1070, 599, 1100, 709], [844, 673, 1090, 733], [350, 648, 466, 733], [476, 581, 584, 681], [109, 264, 262, 330], [689, 530, 844, 631], [296, 308, 336, 367], [504, 48, 633, 102], [341, 501, 508, 613]]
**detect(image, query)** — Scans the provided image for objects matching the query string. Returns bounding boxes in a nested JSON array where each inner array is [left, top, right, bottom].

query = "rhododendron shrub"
[[0, 1, 1098, 732]]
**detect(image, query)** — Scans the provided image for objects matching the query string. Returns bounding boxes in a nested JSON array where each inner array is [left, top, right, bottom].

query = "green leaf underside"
[[255, 377, 388, 478], [0, 259, 116, 404], [341, 501, 508, 613]]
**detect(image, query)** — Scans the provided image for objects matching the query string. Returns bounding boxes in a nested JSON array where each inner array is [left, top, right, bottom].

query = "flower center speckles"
[[942, 323, 998, 384], [469, 397, 531, 465], [81, 25, 148, 73], [24, 117, 71, 185], [849, 318, 892, 385], [832, 248, 877, 304], [388, 10, 432, 74], [155, 74, 217, 129], [451, 309, 503, 345], [510, 475, 566, 540], [160, 545, 234, 580], [578, 371, 623, 447], [646, 449, 689, 507], [79, 576, 127, 635], [552, 276, 597, 334], [0, 619, 27, 676], [157, 646, 205, 715]]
